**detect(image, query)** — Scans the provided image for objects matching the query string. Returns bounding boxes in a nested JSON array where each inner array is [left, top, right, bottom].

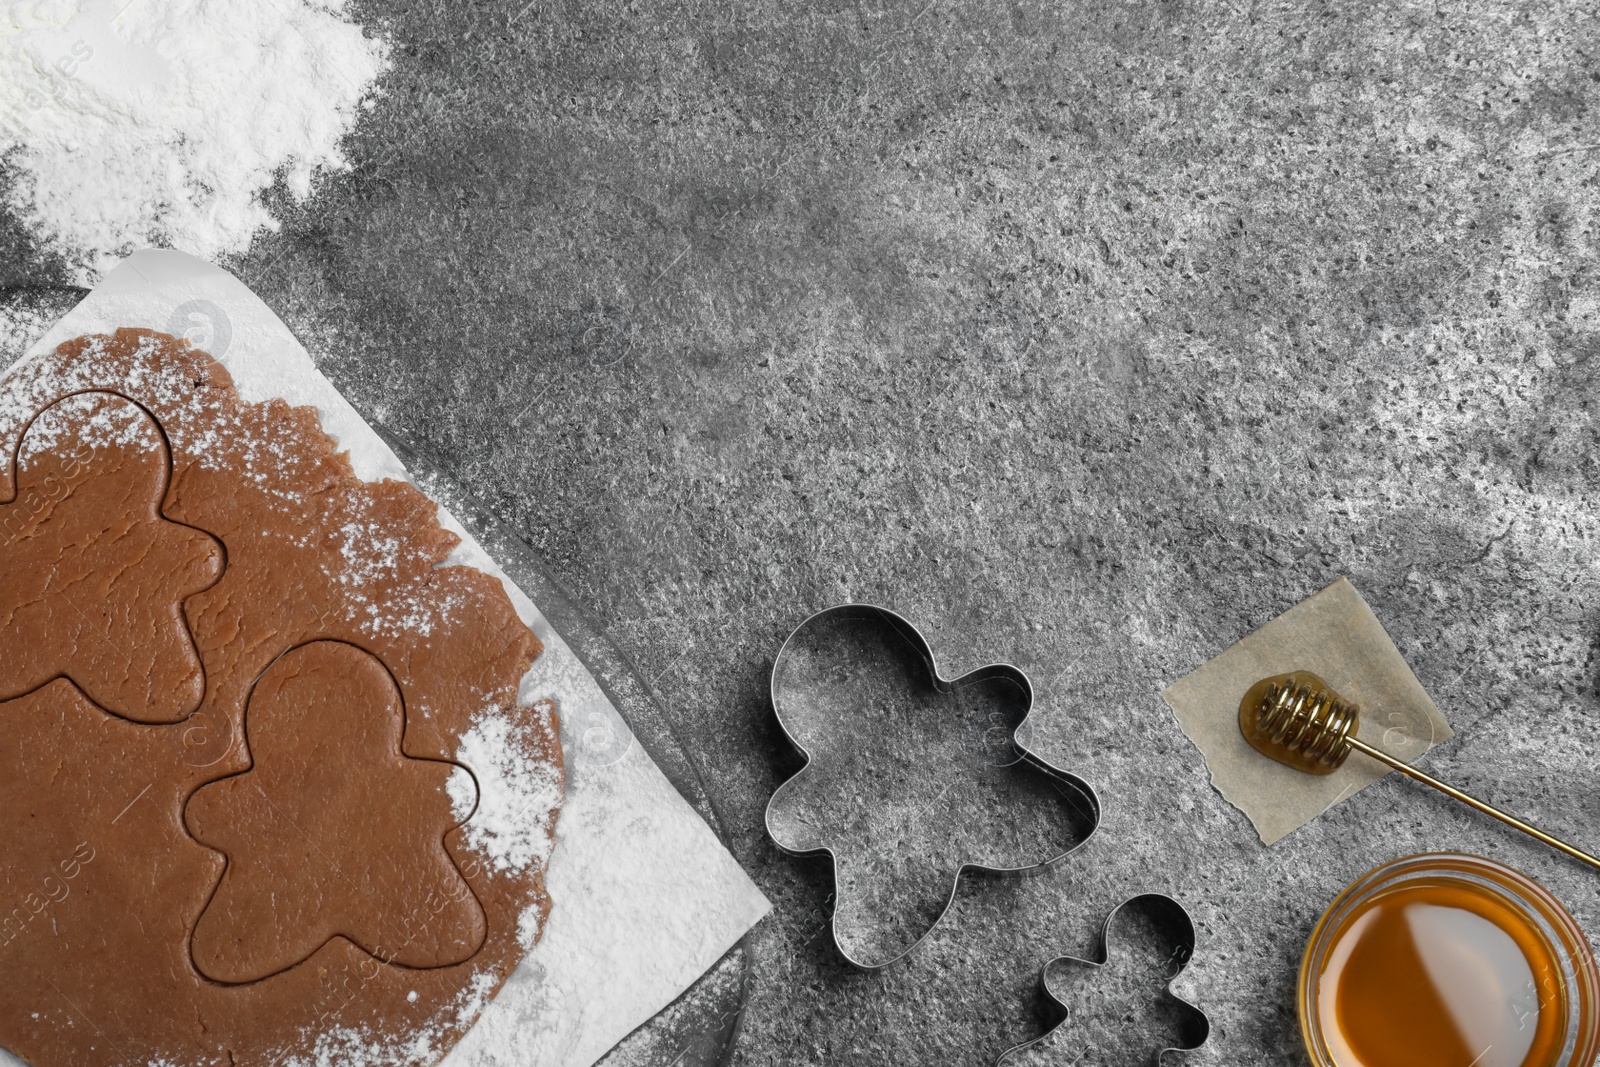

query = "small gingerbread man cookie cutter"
[[763, 603, 1102, 970], [997, 892, 1211, 1065]]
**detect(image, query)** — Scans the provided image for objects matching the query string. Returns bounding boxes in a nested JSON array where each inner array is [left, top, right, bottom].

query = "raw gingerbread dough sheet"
[[0, 328, 562, 1066], [0, 250, 770, 1067]]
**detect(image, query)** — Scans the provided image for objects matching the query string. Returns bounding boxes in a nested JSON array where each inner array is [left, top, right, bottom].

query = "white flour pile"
[[0, 0, 388, 283]]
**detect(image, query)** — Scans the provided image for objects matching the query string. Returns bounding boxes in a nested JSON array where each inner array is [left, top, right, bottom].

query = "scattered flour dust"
[[0, 0, 388, 283], [17, 389, 156, 461], [448, 703, 563, 889], [278, 972, 497, 1067], [0, 291, 71, 364]]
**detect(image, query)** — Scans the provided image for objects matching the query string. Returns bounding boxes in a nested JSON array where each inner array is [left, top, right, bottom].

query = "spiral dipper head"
[[1238, 671, 1360, 775]]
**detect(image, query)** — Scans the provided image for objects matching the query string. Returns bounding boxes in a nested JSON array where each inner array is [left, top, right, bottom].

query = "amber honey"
[[1301, 855, 1600, 1067], [1318, 880, 1562, 1067]]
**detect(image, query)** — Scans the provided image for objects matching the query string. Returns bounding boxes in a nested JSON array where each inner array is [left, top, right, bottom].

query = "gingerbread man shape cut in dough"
[[0, 392, 223, 723], [186, 640, 487, 984]]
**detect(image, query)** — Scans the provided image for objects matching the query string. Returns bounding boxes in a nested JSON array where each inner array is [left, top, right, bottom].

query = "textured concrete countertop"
[[4, 1, 1599, 1064]]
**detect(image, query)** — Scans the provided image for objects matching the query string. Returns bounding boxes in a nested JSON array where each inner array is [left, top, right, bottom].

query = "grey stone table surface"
[[5, 1, 1600, 1063]]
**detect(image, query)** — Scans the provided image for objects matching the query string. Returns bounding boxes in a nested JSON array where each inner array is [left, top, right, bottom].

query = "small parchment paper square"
[[1163, 577, 1452, 845]]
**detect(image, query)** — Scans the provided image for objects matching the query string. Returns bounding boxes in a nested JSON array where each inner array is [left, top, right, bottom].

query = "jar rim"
[[1298, 852, 1600, 1067]]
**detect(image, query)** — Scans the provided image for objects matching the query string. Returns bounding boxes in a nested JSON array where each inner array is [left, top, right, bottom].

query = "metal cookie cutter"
[[763, 603, 1102, 970], [997, 893, 1211, 1065]]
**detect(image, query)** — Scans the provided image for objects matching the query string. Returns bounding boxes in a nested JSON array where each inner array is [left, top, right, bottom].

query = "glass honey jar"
[[1299, 853, 1600, 1067]]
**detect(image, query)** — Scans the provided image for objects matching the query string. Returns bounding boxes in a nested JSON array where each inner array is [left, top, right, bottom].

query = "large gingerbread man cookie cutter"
[[764, 603, 1102, 970]]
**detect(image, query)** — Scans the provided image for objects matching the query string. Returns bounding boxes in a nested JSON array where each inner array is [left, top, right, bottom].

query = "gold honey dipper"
[[1241, 670, 1600, 872]]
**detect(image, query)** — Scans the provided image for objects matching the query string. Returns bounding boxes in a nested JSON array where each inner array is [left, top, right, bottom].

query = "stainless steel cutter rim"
[[763, 602, 1103, 971], [994, 891, 1212, 1065]]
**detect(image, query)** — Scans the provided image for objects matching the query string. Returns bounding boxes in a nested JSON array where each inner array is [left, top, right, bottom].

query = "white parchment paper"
[[3, 249, 770, 1067]]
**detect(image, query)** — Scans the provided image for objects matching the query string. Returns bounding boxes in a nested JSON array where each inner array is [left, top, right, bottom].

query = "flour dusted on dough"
[[283, 973, 499, 1067], [449, 704, 565, 879], [0, 0, 387, 283]]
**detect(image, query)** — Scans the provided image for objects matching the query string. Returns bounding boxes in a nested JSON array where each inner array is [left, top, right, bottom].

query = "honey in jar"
[[1300, 854, 1600, 1067]]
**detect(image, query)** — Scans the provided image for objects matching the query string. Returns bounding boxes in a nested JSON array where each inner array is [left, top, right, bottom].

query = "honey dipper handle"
[[1347, 737, 1600, 873]]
